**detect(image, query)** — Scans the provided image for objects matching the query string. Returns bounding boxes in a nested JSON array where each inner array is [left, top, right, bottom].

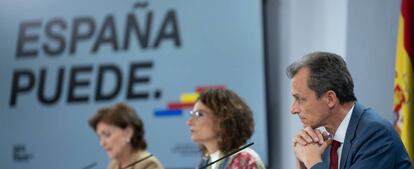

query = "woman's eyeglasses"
[[189, 110, 204, 119]]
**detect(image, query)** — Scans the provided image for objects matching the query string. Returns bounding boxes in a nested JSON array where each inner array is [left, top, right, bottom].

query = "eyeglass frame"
[[189, 110, 205, 120]]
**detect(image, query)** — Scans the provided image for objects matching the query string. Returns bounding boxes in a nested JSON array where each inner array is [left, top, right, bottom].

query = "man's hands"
[[293, 127, 330, 169]]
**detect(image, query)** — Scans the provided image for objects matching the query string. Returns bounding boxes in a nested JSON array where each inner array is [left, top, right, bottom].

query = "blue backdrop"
[[0, 0, 267, 168]]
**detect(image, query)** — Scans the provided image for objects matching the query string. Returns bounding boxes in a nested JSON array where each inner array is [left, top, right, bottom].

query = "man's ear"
[[325, 90, 337, 108]]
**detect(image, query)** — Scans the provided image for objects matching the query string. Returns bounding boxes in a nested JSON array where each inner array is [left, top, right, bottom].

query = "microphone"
[[199, 142, 254, 169], [82, 162, 97, 169], [121, 154, 153, 169]]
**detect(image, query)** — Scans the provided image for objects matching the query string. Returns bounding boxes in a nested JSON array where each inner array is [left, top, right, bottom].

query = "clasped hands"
[[293, 127, 331, 169]]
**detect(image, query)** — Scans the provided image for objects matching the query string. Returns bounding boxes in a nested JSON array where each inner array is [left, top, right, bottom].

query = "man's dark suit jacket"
[[311, 102, 412, 169]]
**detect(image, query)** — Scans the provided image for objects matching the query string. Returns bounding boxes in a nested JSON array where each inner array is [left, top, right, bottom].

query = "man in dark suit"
[[287, 52, 412, 169]]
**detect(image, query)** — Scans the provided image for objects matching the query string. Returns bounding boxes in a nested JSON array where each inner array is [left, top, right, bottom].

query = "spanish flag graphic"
[[393, 0, 414, 163]]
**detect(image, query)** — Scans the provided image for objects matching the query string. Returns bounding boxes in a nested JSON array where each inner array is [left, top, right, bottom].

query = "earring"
[[217, 136, 223, 143]]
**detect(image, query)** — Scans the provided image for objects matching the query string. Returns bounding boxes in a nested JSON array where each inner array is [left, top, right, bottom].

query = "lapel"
[[340, 102, 365, 169]]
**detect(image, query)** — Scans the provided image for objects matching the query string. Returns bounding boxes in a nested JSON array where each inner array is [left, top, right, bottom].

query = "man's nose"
[[290, 100, 300, 115]]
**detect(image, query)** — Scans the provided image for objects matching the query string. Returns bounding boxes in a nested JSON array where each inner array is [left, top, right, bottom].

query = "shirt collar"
[[333, 103, 355, 143]]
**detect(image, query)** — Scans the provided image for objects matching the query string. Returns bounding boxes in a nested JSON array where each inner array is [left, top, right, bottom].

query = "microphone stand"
[[82, 162, 97, 169], [121, 154, 153, 169], [200, 142, 254, 169]]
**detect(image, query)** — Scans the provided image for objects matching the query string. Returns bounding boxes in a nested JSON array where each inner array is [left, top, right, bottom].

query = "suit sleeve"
[[346, 123, 395, 169], [310, 161, 329, 169]]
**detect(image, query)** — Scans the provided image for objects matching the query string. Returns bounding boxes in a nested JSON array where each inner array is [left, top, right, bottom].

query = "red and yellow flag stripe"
[[393, 0, 414, 162]]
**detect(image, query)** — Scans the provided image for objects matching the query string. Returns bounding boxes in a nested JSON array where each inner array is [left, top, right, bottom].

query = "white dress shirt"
[[209, 150, 221, 169], [332, 104, 355, 168]]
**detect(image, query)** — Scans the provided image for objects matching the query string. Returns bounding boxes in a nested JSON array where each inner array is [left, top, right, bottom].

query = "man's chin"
[[303, 124, 319, 129]]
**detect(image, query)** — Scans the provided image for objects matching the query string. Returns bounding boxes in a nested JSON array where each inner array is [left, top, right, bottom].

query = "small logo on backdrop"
[[173, 143, 200, 156], [133, 0, 149, 8], [13, 144, 34, 162], [153, 85, 226, 117]]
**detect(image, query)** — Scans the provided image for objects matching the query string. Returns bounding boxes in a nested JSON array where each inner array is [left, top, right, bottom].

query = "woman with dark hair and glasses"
[[187, 89, 265, 169], [89, 103, 164, 169]]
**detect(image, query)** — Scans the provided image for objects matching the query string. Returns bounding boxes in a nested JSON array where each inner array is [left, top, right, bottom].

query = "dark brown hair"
[[89, 103, 147, 150], [287, 51, 357, 104], [198, 88, 254, 154]]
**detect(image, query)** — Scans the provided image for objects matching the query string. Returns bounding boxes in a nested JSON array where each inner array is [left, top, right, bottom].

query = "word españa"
[[9, 61, 162, 107], [16, 10, 181, 57]]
